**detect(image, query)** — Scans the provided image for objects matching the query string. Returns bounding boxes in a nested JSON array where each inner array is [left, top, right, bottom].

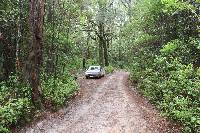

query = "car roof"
[[89, 66, 100, 67], [88, 66, 101, 69]]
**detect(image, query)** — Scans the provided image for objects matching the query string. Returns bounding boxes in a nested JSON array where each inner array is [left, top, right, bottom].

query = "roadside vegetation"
[[104, 66, 115, 74], [120, 0, 200, 132], [1, 0, 199, 132]]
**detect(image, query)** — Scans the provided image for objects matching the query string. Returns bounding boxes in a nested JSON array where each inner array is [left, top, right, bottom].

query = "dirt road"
[[20, 71, 181, 133]]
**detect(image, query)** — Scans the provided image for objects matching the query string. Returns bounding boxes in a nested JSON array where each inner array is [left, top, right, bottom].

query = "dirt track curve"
[[20, 71, 181, 133]]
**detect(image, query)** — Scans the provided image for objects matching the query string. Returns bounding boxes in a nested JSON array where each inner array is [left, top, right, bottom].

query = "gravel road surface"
[[19, 71, 181, 133]]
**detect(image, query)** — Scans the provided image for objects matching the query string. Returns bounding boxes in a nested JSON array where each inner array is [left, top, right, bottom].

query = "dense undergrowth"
[[1, 0, 199, 132], [0, 57, 81, 132], [41, 74, 78, 108], [123, 0, 200, 132], [129, 54, 200, 132], [0, 76, 32, 132], [104, 65, 115, 74], [1, 0, 85, 131], [0, 73, 79, 132]]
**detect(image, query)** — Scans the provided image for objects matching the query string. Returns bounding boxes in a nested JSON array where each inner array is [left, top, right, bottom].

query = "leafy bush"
[[41, 74, 79, 107], [0, 76, 32, 132], [0, 72, 79, 132], [130, 57, 200, 132], [86, 59, 98, 68], [125, 0, 200, 132], [104, 66, 114, 74], [0, 98, 31, 132]]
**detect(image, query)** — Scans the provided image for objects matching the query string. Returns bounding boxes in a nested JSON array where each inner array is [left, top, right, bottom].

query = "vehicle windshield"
[[89, 66, 100, 70]]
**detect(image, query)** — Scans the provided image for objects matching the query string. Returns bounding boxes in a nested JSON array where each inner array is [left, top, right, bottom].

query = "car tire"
[[86, 76, 89, 79]]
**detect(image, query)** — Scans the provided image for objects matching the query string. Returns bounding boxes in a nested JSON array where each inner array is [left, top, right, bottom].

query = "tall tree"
[[84, 0, 116, 66], [27, 0, 45, 107]]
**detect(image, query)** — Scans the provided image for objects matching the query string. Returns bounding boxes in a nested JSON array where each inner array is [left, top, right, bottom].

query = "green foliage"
[[160, 39, 179, 54], [129, 56, 200, 132], [41, 74, 79, 107], [0, 98, 31, 132], [0, 126, 10, 133], [86, 59, 99, 68], [197, 68, 200, 77], [0, 76, 32, 132], [161, 0, 195, 13], [0, 73, 79, 131], [1, 0, 199, 132], [134, 33, 159, 46], [1, 0, 85, 131], [104, 66, 114, 74], [124, 0, 200, 132]]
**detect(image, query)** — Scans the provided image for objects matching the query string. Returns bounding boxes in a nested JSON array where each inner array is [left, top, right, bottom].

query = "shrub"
[[104, 66, 114, 74], [129, 39, 200, 132], [41, 74, 79, 107], [130, 57, 200, 132], [0, 98, 31, 132], [0, 73, 79, 132], [85, 59, 98, 68], [0, 76, 32, 132]]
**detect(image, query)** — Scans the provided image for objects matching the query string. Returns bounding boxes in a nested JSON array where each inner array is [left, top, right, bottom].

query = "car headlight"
[[85, 72, 90, 75]]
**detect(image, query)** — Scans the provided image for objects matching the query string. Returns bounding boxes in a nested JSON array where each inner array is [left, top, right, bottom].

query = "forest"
[[0, 0, 200, 132]]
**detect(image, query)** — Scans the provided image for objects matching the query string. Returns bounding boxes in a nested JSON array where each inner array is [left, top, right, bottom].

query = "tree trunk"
[[103, 36, 109, 66], [86, 33, 90, 59], [82, 58, 86, 69], [98, 37, 104, 66], [98, 22, 105, 66], [28, 0, 45, 107], [1, 34, 16, 81]]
